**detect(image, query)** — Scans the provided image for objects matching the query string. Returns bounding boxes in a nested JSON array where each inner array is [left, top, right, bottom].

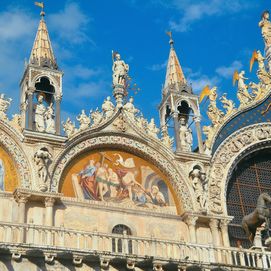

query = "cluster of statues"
[[63, 96, 116, 137], [34, 94, 55, 134]]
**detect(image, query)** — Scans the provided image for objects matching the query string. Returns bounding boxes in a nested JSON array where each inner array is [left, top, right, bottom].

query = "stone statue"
[[179, 117, 192, 152], [102, 96, 115, 119], [257, 50, 266, 71], [45, 103, 56, 134], [220, 94, 236, 117], [147, 118, 159, 138], [190, 168, 207, 209], [90, 108, 103, 127], [112, 52, 129, 87], [77, 110, 91, 131], [136, 113, 147, 130], [242, 192, 271, 243], [236, 71, 252, 107], [161, 126, 173, 148], [10, 114, 22, 132], [62, 118, 76, 137], [209, 87, 218, 107], [34, 148, 52, 192], [34, 94, 46, 132], [207, 104, 224, 126], [259, 11, 271, 49], [0, 93, 12, 121], [123, 97, 139, 118]]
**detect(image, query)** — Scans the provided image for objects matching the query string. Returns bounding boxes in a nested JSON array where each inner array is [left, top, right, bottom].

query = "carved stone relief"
[[208, 123, 271, 214]]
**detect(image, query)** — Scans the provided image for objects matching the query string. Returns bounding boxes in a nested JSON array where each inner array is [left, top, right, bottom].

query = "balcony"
[[0, 221, 270, 270]]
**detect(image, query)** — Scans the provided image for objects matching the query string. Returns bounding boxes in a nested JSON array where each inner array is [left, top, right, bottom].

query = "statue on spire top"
[[259, 10, 271, 48], [112, 52, 129, 88]]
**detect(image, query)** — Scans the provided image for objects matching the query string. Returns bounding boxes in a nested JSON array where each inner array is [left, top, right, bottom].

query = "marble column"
[[209, 219, 220, 246], [44, 197, 55, 226], [27, 91, 34, 130], [18, 196, 29, 224], [173, 111, 181, 152], [220, 220, 230, 247], [185, 216, 198, 243], [194, 116, 203, 154], [55, 95, 61, 135]]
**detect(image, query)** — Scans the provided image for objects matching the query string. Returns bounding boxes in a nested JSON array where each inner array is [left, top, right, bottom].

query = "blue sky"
[[0, 0, 269, 136]]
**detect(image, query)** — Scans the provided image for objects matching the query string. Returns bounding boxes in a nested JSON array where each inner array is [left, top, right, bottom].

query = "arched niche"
[[208, 122, 271, 214], [59, 149, 180, 214]]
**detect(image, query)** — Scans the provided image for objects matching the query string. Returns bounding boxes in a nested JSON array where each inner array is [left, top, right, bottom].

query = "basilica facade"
[[1, 6, 271, 271]]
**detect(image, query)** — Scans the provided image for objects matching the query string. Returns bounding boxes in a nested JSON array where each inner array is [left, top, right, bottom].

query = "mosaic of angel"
[[66, 151, 174, 209]]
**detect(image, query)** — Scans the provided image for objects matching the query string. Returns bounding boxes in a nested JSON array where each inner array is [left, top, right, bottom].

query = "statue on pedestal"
[[179, 117, 193, 152], [45, 103, 56, 134], [34, 148, 52, 192], [112, 52, 129, 87], [259, 11, 271, 49], [190, 167, 207, 209], [34, 94, 46, 132]]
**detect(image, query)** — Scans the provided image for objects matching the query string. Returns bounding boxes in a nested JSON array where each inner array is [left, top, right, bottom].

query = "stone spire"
[[29, 8, 58, 69], [164, 32, 186, 90]]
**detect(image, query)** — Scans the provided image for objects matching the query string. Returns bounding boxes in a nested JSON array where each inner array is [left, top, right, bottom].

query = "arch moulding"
[[208, 122, 271, 214], [51, 133, 195, 213], [0, 122, 31, 189]]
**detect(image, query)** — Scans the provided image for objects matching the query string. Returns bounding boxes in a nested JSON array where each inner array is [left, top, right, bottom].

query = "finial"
[[34, 2, 45, 18], [166, 31, 174, 47]]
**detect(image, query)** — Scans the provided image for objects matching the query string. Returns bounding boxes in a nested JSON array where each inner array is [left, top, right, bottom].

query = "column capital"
[[26, 87, 35, 95], [184, 216, 198, 227], [13, 190, 30, 204], [220, 219, 231, 229], [209, 218, 219, 230], [55, 94, 62, 102], [193, 115, 201, 123], [45, 197, 56, 207]]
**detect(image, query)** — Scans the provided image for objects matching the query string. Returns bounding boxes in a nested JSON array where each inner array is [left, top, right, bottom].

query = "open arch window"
[[112, 224, 132, 254], [227, 149, 271, 248]]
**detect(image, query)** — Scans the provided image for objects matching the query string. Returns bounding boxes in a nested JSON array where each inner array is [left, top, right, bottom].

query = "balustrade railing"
[[0, 221, 270, 269]]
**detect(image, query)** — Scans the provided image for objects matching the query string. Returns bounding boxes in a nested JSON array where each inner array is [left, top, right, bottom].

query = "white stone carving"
[[123, 97, 139, 119], [45, 103, 56, 134], [147, 118, 159, 138], [208, 123, 271, 214], [0, 93, 12, 121], [34, 147, 52, 192], [77, 110, 91, 131], [34, 94, 46, 132], [90, 108, 103, 128], [112, 52, 129, 87], [62, 118, 77, 138], [102, 96, 115, 119], [179, 117, 192, 152], [189, 167, 207, 210]]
